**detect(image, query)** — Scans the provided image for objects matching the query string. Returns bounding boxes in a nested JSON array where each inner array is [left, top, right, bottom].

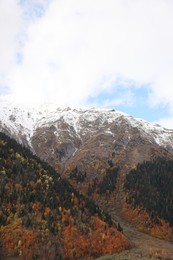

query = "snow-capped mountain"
[[1, 99, 173, 176]]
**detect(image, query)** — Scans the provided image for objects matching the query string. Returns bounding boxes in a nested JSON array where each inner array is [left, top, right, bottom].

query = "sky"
[[1, 0, 173, 128]]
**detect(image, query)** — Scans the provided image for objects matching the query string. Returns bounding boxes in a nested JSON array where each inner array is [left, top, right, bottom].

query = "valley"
[[97, 214, 173, 259]]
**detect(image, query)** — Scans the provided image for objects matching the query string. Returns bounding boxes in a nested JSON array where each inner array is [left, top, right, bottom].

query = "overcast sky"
[[1, 0, 173, 128]]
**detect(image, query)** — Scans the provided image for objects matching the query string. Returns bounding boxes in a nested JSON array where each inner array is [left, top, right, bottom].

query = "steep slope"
[[0, 132, 130, 259], [1, 100, 173, 255], [64, 115, 173, 195], [1, 100, 173, 173], [123, 157, 173, 240]]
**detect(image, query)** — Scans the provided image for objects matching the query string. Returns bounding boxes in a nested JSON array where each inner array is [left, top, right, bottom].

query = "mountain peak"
[[0, 99, 173, 151]]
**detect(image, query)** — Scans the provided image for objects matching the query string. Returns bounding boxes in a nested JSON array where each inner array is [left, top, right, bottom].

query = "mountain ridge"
[[1, 100, 173, 152], [1, 99, 173, 191]]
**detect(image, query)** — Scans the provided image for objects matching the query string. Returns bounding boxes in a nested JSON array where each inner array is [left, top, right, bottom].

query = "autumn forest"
[[0, 132, 130, 259]]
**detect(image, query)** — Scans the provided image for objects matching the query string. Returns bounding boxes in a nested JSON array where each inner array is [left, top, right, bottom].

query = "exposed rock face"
[[1, 100, 173, 182]]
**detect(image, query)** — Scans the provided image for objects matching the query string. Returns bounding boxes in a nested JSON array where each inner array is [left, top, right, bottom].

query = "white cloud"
[[0, 0, 22, 87], [1, 0, 173, 126], [156, 116, 173, 129]]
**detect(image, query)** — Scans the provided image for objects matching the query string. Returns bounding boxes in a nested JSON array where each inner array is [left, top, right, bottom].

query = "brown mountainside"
[[1, 105, 173, 235], [1, 106, 173, 201]]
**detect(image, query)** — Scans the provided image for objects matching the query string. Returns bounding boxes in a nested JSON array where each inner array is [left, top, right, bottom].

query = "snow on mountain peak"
[[0, 98, 173, 151]]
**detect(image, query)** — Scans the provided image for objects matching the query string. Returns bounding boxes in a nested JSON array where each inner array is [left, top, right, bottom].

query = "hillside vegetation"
[[0, 132, 130, 259], [124, 157, 173, 239]]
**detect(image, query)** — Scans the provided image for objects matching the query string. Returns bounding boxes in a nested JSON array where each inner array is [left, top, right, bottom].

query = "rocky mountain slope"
[[1, 99, 173, 190], [1, 100, 173, 167]]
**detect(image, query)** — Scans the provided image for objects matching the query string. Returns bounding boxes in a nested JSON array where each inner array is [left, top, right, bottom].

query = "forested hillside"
[[0, 132, 130, 259], [124, 157, 173, 239]]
